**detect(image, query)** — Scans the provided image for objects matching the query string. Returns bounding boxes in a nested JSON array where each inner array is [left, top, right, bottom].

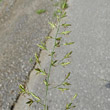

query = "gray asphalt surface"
[[46, 0, 110, 109], [1, 0, 110, 110], [54, 0, 110, 109], [13, 0, 110, 110], [0, 0, 59, 110], [62, 0, 110, 109]]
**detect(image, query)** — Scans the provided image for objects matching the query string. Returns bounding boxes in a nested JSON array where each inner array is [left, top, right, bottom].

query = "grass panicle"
[[19, 1, 77, 110]]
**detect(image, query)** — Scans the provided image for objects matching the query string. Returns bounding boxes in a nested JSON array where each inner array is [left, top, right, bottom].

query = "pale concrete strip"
[[13, 28, 57, 110]]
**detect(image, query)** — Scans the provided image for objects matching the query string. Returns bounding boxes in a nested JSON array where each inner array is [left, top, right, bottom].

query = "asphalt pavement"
[[0, 0, 59, 109], [1, 0, 110, 110]]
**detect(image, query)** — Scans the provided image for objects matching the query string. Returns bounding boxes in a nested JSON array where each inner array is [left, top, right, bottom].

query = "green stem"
[[44, 19, 61, 110], [49, 76, 66, 90]]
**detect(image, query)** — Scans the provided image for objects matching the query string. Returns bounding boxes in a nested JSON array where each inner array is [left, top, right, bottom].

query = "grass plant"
[[19, 1, 77, 110]]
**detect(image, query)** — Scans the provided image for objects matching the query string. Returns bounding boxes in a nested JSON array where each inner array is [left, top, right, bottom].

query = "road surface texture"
[[0, 0, 60, 110], [1, 0, 110, 110], [13, 0, 110, 110]]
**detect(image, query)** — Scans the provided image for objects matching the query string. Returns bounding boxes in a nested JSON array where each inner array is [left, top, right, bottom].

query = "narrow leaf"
[[55, 42, 60, 47], [48, 22, 56, 28], [46, 36, 53, 39], [57, 9, 62, 13], [61, 31, 71, 35], [68, 103, 72, 107], [35, 53, 39, 60], [30, 92, 41, 102], [19, 84, 25, 92], [35, 68, 41, 72], [65, 72, 71, 80], [54, 9, 62, 17], [44, 79, 48, 86], [48, 51, 55, 56], [66, 103, 72, 109], [52, 51, 55, 55], [61, 62, 71, 66], [41, 69, 47, 75], [63, 82, 71, 86], [56, 37, 62, 41], [58, 88, 69, 92], [35, 68, 47, 75], [35, 53, 40, 64], [61, 12, 67, 18], [26, 98, 34, 106], [61, 1, 68, 9], [51, 60, 58, 66], [71, 106, 76, 108], [64, 51, 72, 58], [64, 42, 74, 45], [72, 93, 78, 101], [36, 9, 46, 14], [62, 23, 71, 28], [37, 44, 47, 50]]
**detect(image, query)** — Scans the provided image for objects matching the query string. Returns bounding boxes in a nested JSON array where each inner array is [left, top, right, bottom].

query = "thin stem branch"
[[49, 76, 67, 90], [44, 19, 61, 110]]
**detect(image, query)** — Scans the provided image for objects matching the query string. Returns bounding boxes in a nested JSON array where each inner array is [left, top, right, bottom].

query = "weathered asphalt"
[[65, 0, 110, 109], [1, 0, 110, 110], [0, 0, 59, 110], [14, 0, 110, 110]]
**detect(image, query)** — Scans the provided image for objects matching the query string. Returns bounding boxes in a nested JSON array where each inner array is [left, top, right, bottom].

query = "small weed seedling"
[[19, 1, 77, 110]]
